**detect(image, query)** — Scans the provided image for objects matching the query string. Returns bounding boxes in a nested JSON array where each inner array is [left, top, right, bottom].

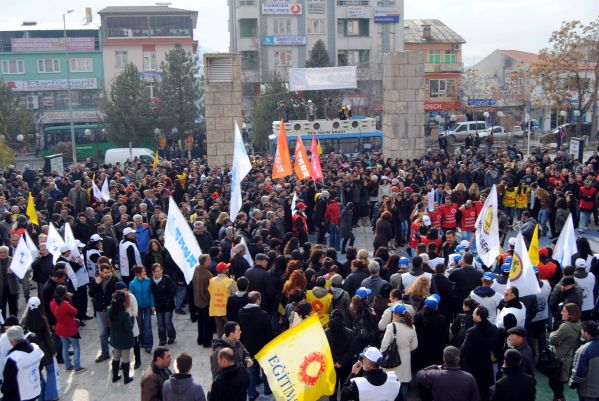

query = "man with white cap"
[[469, 272, 503, 324], [573, 258, 596, 320], [340, 346, 402, 401], [119, 227, 141, 285]]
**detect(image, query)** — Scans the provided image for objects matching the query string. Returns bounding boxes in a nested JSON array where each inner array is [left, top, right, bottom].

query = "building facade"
[[0, 22, 104, 138], [403, 19, 464, 125], [229, 0, 405, 113], [98, 5, 198, 97]]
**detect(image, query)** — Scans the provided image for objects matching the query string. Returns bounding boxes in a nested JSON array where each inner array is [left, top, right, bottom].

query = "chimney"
[[85, 7, 92, 23], [422, 24, 431, 40]]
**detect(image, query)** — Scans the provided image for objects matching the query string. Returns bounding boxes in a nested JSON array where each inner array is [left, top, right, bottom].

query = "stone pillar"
[[204, 53, 243, 167], [382, 51, 425, 159]]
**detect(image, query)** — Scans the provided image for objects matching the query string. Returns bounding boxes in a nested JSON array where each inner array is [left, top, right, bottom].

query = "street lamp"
[[16, 133, 24, 155], [63, 9, 76, 164]]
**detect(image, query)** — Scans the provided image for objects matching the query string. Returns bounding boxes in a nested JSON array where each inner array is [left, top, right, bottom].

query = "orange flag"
[[294, 135, 313, 180], [310, 134, 323, 181], [272, 119, 293, 179]]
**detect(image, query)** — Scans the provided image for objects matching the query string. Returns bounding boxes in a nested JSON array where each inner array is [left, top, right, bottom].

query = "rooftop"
[[98, 6, 198, 16], [0, 22, 100, 32], [500, 50, 540, 65], [404, 19, 466, 44]]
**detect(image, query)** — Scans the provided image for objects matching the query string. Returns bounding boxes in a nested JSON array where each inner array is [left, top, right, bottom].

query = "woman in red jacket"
[[51, 285, 86, 372]]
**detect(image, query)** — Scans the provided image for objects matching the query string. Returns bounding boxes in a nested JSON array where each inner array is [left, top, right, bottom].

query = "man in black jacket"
[[244, 254, 274, 313], [230, 244, 251, 279], [340, 347, 402, 401], [210, 348, 249, 401], [491, 349, 535, 401], [449, 253, 483, 315], [150, 264, 177, 346], [88, 264, 117, 362], [237, 291, 274, 401]]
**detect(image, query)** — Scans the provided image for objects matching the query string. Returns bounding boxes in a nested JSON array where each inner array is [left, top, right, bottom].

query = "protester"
[[209, 348, 250, 401], [141, 347, 172, 401], [150, 263, 177, 346], [491, 349, 536, 401], [128, 265, 155, 353], [108, 291, 135, 384], [162, 353, 206, 401], [569, 321, 599, 400], [89, 264, 117, 363], [210, 321, 252, 378], [1, 326, 43, 401]]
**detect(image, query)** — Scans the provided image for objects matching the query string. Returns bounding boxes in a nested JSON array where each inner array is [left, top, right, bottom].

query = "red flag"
[[310, 134, 323, 181], [272, 120, 293, 179], [294, 135, 313, 180]]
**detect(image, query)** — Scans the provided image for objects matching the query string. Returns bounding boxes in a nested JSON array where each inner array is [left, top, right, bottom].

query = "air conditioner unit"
[[26, 95, 39, 110], [453, 44, 461, 51]]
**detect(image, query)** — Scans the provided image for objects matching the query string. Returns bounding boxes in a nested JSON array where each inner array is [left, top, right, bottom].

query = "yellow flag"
[[317, 139, 323, 155], [26, 192, 39, 226], [256, 314, 336, 401], [152, 149, 159, 170], [528, 224, 539, 266]]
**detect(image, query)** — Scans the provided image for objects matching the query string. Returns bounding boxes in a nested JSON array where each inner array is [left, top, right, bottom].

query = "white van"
[[441, 121, 487, 143], [104, 148, 155, 165]]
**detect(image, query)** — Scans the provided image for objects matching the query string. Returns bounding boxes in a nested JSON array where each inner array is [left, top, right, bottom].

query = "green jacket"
[[108, 308, 134, 350], [549, 320, 581, 382]]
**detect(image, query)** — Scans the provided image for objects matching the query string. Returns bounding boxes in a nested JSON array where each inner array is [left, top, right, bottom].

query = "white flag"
[[291, 192, 298, 213], [63, 223, 81, 258], [24, 231, 38, 259], [475, 185, 500, 267], [47, 224, 65, 263], [508, 231, 540, 297], [92, 180, 104, 201], [553, 213, 578, 268], [9, 236, 32, 280], [239, 236, 254, 267], [230, 122, 252, 222], [101, 179, 110, 201], [164, 197, 202, 285]]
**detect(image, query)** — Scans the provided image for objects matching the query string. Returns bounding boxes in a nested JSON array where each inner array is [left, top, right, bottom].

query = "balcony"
[[425, 63, 464, 73]]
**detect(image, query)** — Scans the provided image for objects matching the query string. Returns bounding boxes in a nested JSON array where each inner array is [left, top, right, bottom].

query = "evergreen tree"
[[158, 44, 200, 139], [0, 78, 33, 146], [305, 39, 331, 68], [102, 63, 152, 146]]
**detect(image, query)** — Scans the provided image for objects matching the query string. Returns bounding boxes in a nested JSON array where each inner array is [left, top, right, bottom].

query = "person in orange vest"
[[502, 185, 517, 225], [458, 200, 478, 243], [306, 276, 333, 327], [292, 202, 308, 245], [578, 179, 597, 232], [208, 262, 238, 338], [440, 197, 458, 233]]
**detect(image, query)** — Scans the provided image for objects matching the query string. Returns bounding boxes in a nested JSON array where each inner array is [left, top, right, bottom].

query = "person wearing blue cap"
[[448, 252, 483, 317], [469, 272, 503, 324], [351, 287, 378, 349], [399, 256, 432, 293], [412, 294, 449, 372], [380, 303, 418, 401], [492, 262, 511, 295]]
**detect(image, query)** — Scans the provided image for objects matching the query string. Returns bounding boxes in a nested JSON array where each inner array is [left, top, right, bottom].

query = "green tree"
[[305, 39, 331, 68], [0, 78, 33, 146], [102, 63, 152, 146], [0, 138, 15, 168], [158, 44, 200, 139], [252, 71, 295, 151]]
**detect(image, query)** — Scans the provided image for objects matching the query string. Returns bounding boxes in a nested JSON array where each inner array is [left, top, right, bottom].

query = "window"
[[37, 59, 60, 73], [444, 49, 456, 64], [240, 51, 258, 70], [274, 50, 292, 66], [115, 51, 128, 68], [429, 50, 441, 64], [273, 18, 291, 35], [239, 19, 257, 38], [143, 51, 157, 71], [337, 50, 369, 67], [145, 82, 156, 98], [1, 60, 24, 74], [69, 58, 92, 73], [338, 19, 369, 37], [429, 79, 456, 98], [239, 0, 256, 4], [308, 19, 326, 34]]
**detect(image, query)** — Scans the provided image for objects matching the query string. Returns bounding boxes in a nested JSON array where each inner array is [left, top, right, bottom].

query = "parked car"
[[478, 126, 525, 139], [439, 121, 487, 143], [551, 123, 592, 137], [104, 148, 157, 165]]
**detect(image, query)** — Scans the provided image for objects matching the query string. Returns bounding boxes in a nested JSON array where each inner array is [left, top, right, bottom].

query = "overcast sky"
[[0, 0, 597, 65]]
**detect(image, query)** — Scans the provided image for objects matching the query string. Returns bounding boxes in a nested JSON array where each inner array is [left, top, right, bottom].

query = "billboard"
[[262, 36, 306, 46], [262, 3, 302, 15], [11, 37, 95, 52], [7, 78, 98, 91], [289, 66, 357, 91], [374, 7, 400, 23]]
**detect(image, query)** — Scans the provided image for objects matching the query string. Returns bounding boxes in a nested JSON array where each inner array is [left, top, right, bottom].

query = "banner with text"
[[289, 66, 357, 91]]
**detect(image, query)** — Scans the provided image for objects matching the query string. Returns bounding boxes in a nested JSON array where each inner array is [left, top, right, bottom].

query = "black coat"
[[342, 271, 369, 297], [460, 320, 504, 397], [89, 276, 118, 312], [31, 254, 54, 285], [150, 274, 176, 312], [491, 367, 536, 401], [431, 273, 454, 319], [413, 310, 450, 371], [209, 363, 249, 401], [237, 305, 274, 357], [448, 266, 483, 308], [226, 293, 248, 322], [101, 236, 117, 261], [244, 267, 274, 313], [229, 254, 250, 280]]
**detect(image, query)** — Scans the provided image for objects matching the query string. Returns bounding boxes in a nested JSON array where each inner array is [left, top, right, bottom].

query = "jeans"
[[400, 220, 409, 243], [248, 361, 270, 398], [156, 311, 176, 344], [61, 336, 81, 369], [539, 208, 551, 236], [137, 308, 153, 349], [95, 311, 110, 356], [504, 207, 514, 225], [40, 361, 58, 401], [328, 223, 340, 250], [175, 285, 186, 310], [487, 143, 493, 154], [580, 210, 591, 229]]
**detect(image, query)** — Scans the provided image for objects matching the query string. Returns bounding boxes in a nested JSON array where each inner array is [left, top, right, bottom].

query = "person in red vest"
[[428, 202, 443, 233], [459, 200, 478, 243], [474, 191, 487, 215], [440, 197, 458, 233], [292, 202, 308, 245], [578, 179, 597, 232]]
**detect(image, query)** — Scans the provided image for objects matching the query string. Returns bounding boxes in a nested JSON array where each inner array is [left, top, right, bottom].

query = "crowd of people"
[[0, 141, 597, 401]]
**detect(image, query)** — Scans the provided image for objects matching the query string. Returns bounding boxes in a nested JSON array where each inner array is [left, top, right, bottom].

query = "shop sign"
[[262, 36, 306, 46], [262, 3, 302, 15]]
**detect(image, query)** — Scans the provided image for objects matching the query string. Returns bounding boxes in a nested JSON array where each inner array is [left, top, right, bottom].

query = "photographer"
[[340, 347, 402, 401]]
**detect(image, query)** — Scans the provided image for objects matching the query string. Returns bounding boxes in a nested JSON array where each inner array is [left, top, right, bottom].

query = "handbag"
[[536, 346, 562, 379], [380, 322, 401, 369]]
